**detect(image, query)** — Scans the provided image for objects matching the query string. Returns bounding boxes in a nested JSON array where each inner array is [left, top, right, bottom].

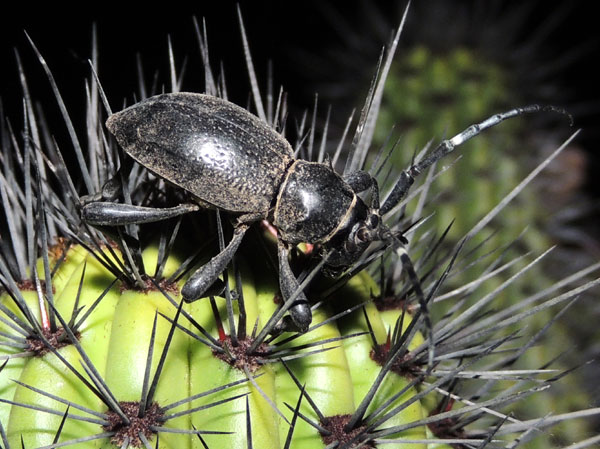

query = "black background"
[[0, 0, 598, 196]]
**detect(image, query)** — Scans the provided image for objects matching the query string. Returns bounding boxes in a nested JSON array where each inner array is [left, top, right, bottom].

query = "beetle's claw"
[[181, 277, 237, 303], [269, 300, 312, 335], [289, 301, 311, 333], [79, 171, 125, 208], [182, 275, 214, 302], [78, 192, 103, 208], [270, 314, 309, 336]]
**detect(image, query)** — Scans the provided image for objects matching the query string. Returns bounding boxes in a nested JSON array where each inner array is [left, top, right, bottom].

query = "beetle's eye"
[[344, 239, 358, 253], [367, 214, 380, 229], [356, 227, 370, 243]]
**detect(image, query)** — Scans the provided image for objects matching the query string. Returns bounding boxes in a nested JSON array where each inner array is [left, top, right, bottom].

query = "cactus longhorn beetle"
[[81, 92, 570, 332]]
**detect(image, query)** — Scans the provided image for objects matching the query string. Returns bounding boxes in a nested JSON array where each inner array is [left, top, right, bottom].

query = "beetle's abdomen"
[[106, 93, 294, 214], [274, 161, 355, 244]]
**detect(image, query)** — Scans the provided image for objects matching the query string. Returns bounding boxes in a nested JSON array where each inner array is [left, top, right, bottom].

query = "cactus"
[[1, 7, 599, 449]]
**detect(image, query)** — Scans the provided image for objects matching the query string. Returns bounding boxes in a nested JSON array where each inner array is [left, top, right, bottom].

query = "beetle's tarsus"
[[288, 302, 311, 333], [99, 175, 124, 201], [203, 279, 228, 298], [80, 158, 134, 207]]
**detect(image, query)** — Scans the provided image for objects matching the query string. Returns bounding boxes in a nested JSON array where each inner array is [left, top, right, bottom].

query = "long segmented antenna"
[[379, 104, 573, 216]]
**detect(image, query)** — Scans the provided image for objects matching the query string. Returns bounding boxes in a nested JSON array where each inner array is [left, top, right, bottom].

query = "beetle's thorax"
[[273, 160, 357, 245]]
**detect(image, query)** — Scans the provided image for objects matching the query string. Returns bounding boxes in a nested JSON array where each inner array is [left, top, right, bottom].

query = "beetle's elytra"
[[106, 93, 294, 214], [82, 92, 570, 333]]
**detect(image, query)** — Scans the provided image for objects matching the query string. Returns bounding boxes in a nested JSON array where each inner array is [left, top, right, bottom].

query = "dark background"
[[0, 0, 598, 196]]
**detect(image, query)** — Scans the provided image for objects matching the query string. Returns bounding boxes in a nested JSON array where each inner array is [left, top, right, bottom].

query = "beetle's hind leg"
[[80, 156, 203, 226], [82, 202, 200, 226], [79, 156, 203, 226]]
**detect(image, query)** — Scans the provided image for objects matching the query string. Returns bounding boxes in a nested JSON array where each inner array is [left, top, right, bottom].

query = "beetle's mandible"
[[81, 92, 570, 333]]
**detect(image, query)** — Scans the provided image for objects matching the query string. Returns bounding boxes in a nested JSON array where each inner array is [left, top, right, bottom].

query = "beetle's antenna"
[[379, 105, 572, 216]]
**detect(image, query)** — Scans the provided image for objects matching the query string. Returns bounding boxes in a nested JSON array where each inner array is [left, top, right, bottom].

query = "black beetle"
[[82, 92, 569, 332]]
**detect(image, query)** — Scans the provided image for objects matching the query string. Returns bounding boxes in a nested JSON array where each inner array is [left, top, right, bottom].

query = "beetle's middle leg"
[[181, 212, 264, 303]]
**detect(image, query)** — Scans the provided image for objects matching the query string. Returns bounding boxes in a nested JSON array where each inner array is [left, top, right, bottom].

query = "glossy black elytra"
[[81, 92, 570, 333]]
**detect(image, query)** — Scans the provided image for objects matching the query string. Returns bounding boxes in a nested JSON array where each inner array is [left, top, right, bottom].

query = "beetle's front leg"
[[273, 240, 312, 333], [181, 223, 250, 302], [344, 170, 380, 210]]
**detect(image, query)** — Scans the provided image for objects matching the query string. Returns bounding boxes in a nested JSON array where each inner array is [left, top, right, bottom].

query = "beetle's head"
[[321, 199, 394, 278]]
